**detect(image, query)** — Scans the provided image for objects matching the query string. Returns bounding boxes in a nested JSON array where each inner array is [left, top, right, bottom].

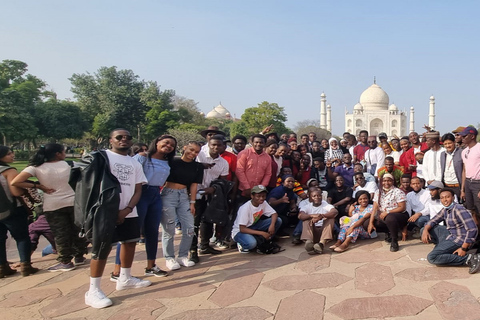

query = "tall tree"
[[0, 60, 47, 145], [240, 101, 289, 136], [35, 98, 88, 142], [142, 82, 179, 141], [69, 66, 146, 140]]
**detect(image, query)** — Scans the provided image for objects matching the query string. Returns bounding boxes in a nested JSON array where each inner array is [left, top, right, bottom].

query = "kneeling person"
[[421, 188, 480, 274], [232, 185, 282, 253], [299, 189, 338, 254]]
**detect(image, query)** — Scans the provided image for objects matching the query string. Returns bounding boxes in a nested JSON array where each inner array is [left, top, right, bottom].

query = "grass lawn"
[[12, 158, 79, 173]]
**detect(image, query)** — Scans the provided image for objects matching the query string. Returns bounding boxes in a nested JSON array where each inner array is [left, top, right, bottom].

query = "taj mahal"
[[320, 80, 437, 138]]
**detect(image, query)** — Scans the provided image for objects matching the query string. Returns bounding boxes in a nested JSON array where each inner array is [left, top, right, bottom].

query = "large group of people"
[[1, 123, 480, 309]]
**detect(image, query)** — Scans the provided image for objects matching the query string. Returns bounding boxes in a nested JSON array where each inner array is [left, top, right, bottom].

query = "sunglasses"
[[114, 135, 133, 141]]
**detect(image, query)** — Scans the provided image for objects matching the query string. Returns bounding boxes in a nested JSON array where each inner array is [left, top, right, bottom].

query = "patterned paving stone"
[[353, 239, 383, 251], [164, 306, 272, 320], [328, 295, 432, 319], [429, 281, 480, 320], [355, 262, 394, 295], [107, 299, 166, 320], [396, 266, 471, 281], [0, 287, 61, 307], [275, 290, 325, 320], [209, 270, 264, 307], [39, 282, 115, 318], [295, 252, 331, 274], [121, 280, 216, 301], [333, 250, 405, 263], [227, 255, 296, 270], [263, 273, 351, 291]]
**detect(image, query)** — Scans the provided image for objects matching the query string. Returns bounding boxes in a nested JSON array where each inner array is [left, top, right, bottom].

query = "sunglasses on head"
[[114, 135, 133, 141]]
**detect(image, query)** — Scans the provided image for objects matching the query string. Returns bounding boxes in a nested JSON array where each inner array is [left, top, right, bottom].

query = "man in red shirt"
[[236, 134, 272, 202], [353, 130, 369, 163]]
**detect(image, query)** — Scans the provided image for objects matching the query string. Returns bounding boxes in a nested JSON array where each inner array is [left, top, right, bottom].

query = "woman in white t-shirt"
[[12, 144, 86, 272]]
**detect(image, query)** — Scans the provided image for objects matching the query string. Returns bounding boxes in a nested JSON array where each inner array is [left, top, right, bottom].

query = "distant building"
[[320, 81, 436, 138], [205, 103, 234, 120]]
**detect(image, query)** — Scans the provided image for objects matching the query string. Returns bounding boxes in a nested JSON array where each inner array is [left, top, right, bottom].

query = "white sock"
[[89, 277, 101, 292], [119, 267, 131, 281]]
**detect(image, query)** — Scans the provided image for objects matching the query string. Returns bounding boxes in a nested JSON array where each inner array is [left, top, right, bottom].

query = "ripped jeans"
[[161, 187, 195, 259]]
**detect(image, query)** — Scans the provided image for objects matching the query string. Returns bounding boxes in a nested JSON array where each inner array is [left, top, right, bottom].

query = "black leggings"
[[364, 212, 409, 242]]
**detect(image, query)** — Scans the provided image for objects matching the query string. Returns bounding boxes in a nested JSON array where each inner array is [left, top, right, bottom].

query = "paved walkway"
[[2, 235, 480, 320]]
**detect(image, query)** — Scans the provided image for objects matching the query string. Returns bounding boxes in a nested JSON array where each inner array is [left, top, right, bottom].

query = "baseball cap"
[[452, 126, 466, 134], [458, 126, 478, 137], [378, 132, 388, 139], [427, 181, 444, 189], [251, 185, 268, 194]]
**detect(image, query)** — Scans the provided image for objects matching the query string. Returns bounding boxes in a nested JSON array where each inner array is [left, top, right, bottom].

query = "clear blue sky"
[[2, 0, 479, 135]]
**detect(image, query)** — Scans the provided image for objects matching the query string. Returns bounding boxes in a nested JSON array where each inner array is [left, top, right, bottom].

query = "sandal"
[[334, 246, 348, 253]]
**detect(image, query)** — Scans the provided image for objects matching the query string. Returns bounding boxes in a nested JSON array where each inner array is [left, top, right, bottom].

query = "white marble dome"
[[206, 103, 231, 119], [359, 83, 389, 110], [353, 102, 363, 110], [389, 103, 398, 111]]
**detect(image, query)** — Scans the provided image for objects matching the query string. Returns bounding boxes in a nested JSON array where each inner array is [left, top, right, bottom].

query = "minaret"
[[320, 92, 327, 129], [409, 106, 415, 133], [429, 95, 435, 130], [327, 104, 332, 132]]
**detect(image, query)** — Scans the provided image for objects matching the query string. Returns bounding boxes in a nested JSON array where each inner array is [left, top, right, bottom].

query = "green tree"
[[167, 128, 204, 152], [240, 101, 289, 136], [172, 95, 205, 125], [70, 66, 146, 140], [294, 120, 331, 141], [142, 82, 179, 140], [35, 98, 88, 142], [0, 60, 47, 145]]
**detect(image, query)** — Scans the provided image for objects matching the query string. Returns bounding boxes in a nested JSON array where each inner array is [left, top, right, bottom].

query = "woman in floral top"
[[367, 173, 407, 252], [331, 190, 373, 252]]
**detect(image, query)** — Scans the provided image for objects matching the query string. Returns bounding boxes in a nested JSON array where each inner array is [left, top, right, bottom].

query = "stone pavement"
[[3, 235, 480, 320]]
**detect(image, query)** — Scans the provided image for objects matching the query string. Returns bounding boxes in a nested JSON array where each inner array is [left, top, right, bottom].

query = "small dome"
[[353, 102, 363, 110], [206, 109, 222, 119], [389, 103, 398, 111], [430, 95, 435, 100], [359, 83, 389, 110], [320, 92, 326, 98], [410, 106, 414, 110], [213, 103, 229, 117]]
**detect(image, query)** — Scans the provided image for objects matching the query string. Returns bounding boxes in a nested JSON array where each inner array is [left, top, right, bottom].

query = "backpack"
[[252, 234, 285, 254], [0, 166, 15, 221]]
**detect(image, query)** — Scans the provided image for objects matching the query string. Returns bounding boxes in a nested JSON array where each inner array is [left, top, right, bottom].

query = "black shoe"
[[385, 232, 392, 243], [291, 234, 302, 245], [189, 250, 199, 264], [468, 254, 480, 274], [390, 241, 399, 252], [200, 246, 222, 255]]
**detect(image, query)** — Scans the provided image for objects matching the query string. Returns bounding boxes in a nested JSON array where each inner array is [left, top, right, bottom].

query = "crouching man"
[[421, 188, 480, 274], [231, 185, 282, 253]]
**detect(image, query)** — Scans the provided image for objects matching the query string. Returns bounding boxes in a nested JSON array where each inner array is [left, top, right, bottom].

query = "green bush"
[[13, 150, 34, 161]]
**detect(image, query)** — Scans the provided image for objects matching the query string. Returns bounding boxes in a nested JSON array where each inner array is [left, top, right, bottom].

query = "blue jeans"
[[0, 206, 31, 264], [115, 185, 163, 264], [293, 220, 303, 236], [414, 215, 430, 228], [427, 225, 467, 266], [233, 217, 282, 250], [161, 188, 195, 259]]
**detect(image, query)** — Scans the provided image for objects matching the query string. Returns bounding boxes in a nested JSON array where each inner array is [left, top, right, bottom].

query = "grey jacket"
[[440, 148, 463, 185]]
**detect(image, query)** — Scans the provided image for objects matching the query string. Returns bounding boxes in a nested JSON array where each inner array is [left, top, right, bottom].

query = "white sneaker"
[[177, 256, 195, 267], [116, 276, 152, 291], [165, 258, 181, 270], [85, 289, 113, 309]]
